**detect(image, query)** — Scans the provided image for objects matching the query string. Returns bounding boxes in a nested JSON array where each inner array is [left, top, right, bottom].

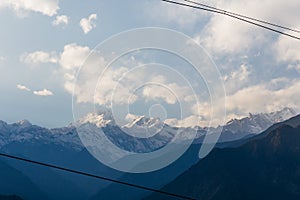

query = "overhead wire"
[[183, 0, 300, 34], [161, 0, 300, 40], [0, 152, 195, 200]]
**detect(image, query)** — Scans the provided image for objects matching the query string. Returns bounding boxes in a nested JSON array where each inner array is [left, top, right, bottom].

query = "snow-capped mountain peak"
[[0, 107, 297, 153], [120, 115, 165, 138], [77, 111, 115, 127], [222, 107, 297, 141], [227, 107, 296, 125], [266, 107, 296, 123], [124, 115, 163, 128], [16, 119, 32, 127]]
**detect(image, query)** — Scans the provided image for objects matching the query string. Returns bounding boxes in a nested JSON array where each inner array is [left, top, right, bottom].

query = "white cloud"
[[165, 115, 204, 128], [288, 64, 300, 73], [17, 84, 31, 91], [226, 79, 300, 115], [147, 1, 209, 28], [33, 89, 53, 96], [138, 74, 197, 106], [60, 48, 196, 107], [205, 0, 300, 54], [274, 31, 300, 63], [187, 78, 300, 126], [17, 84, 55, 97], [125, 113, 140, 123], [22, 41, 300, 127], [0, 0, 59, 16], [59, 43, 90, 70], [146, 0, 300, 125], [36, 45, 130, 105], [267, 77, 290, 90], [142, 84, 177, 104], [60, 43, 95, 102], [52, 15, 69, 26], [21, 51, 58, 64], [202, 13, 265, 54], [21, 43, 90, 68], [20, 44, 211, 127], [224, 64, 250, 82], [0, 56, 6, 62], [142, 82, 192, 105], [92, 66, 131, 105], [19, 43, 92, 100], [79, 14, 97, 34], [151, 0, 300, 55], [223, 64, 251, 94]]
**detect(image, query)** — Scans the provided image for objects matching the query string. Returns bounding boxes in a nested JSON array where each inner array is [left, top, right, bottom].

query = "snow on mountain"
[[75, 113, 176, 158], [0, 107, 297, 154], [122, 116, 164, 138], [16, 119, 32, 127], [75, 107, 296, 142], [266, 107, 296, 123], [77, 110, 115, 127], [225, 107, 296, 134], [0, 120, 82, 150], [124, 116, 163, 128], [0, 120, 9, 133], [216, 107, 297, 142]]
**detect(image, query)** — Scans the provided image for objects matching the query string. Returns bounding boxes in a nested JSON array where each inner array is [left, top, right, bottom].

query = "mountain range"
[[0, 107, 297, 199]]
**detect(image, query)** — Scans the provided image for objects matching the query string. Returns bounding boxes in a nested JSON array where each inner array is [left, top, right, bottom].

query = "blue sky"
[[0, 0, 300, 128]]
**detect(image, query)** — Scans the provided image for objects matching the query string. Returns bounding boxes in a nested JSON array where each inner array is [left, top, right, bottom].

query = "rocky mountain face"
[[216, 107, 297, 142]]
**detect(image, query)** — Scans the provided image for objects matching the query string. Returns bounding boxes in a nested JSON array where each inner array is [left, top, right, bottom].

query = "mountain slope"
[[89, 143, 202, 200], [0, 158, 47, 200], [0, 194, 23, 200], [145, 114, 300, 200]]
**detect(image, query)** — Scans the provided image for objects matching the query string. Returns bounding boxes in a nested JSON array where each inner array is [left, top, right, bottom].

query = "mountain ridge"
[[0, 108, 298, 200]]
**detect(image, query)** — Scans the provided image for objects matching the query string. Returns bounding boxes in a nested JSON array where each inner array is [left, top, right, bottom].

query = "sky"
[[0, 0, 300, 128]]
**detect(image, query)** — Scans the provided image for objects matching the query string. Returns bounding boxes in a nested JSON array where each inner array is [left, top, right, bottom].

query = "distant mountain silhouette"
[[146, 115, 300, 200]]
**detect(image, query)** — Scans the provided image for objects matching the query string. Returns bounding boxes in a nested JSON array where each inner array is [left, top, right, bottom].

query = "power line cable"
[[0, 152, 195, 200], [183, 0, 300, 34], [161, 0, 300, 40]]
